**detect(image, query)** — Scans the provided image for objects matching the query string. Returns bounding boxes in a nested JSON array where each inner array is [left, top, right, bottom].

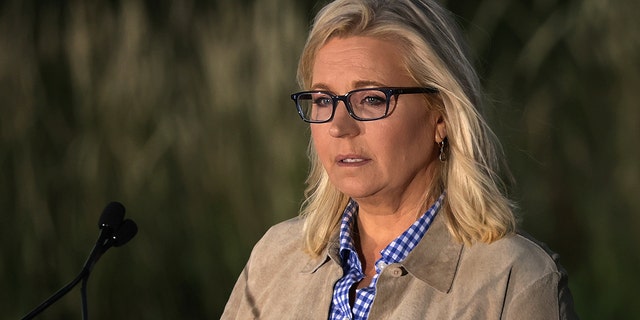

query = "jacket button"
[[390, 267, 403, 277]]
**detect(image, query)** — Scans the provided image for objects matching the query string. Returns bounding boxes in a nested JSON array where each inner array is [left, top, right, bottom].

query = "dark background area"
[[1, 0, 638, 318]]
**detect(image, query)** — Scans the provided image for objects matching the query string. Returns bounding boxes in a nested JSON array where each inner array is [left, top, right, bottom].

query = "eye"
[[312, 94, 333, 107], [360, 92, 387, 107]]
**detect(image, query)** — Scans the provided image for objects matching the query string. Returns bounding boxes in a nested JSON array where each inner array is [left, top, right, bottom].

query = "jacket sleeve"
[[503, 271, 579, 320], [220, 265, 248, 320]]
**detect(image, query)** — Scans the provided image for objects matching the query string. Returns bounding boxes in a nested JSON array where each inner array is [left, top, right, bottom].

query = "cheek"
[[393, 107, 432, 138], [384, 116, 435, 161]]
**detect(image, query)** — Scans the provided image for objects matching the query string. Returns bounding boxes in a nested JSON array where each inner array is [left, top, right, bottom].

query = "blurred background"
[[1, 0, 638, 318]]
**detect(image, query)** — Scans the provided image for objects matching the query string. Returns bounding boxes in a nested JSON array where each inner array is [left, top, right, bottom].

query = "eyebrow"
[[310, 80, 389, 92]]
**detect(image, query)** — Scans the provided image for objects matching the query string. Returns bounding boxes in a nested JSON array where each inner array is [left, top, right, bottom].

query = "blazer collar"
[[299, 212, 463, 294], [300, 235, 341, 274], [401, 212, 463, 293]]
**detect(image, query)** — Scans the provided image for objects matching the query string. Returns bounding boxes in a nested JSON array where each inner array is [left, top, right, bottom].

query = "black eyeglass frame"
[[291, 87, 439, 123]]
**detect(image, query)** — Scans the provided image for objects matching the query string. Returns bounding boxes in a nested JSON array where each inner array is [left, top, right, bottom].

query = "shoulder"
[[498, 231, 564, 272], [463, 232, 578, 319], [245, 217, 308, 270], [463, 230, 568, 282], [254, 216, 305, 249]]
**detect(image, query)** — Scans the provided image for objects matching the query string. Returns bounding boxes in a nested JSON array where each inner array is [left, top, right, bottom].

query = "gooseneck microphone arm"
[[21, 262, 87, 320], [22, 202, 138, 320]]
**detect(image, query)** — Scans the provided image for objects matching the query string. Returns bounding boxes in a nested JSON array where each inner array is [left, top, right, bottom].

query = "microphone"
[[99, 201, 125, 230], [22, 202, 138, 320], [112, 219, 138, 247]]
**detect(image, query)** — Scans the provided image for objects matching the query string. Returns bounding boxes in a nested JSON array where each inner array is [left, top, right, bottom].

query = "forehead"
[[311, 36, 413, 90]]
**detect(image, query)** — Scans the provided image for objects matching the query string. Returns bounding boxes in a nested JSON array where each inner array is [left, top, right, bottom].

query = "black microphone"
[[22, 202, 137, 320], [99, 201, 125, 230], [112, 219, 138, 247]]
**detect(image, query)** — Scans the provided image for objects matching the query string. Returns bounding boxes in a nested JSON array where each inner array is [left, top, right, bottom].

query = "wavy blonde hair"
[[297, 0, 516, 256]]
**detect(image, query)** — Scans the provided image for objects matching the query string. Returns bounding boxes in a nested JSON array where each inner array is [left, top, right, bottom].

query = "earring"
[[438, 138, 448, 162]]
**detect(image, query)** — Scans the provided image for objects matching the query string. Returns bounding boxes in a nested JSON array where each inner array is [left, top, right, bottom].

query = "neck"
[[350, 204, 420, 288], [355, 203, 419, 250], [354, 184, 432, 243]]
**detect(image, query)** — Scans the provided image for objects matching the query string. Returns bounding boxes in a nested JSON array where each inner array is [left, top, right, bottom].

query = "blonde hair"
[[297, 0, 516, 256]]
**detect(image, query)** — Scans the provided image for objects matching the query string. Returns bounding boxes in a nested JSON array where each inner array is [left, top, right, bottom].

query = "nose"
[[329, 100, 360, 138]]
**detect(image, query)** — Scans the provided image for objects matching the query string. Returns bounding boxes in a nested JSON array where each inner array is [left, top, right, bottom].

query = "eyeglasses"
[[291, 87, 439, 123]]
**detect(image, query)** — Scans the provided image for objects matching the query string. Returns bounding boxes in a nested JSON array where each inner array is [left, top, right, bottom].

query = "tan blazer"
[[222, 213, 578, 319]]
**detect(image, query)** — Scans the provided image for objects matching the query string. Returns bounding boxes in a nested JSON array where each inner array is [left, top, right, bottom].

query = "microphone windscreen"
[[99, 202, 125, 229], [113, 219, 138, 247]]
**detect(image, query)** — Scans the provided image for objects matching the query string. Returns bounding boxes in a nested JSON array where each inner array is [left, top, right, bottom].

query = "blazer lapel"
[[401, 212, 464, 293]]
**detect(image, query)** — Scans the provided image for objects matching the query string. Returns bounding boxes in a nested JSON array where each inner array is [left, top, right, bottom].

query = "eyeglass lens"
[[296, 89, 392, 122]]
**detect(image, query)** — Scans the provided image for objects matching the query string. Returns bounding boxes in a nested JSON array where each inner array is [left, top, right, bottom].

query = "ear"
[[434, 113, 447, 143]]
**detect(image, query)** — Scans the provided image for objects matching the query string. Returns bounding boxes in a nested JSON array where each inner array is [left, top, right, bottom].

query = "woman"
[[222, 0, 578, 319]]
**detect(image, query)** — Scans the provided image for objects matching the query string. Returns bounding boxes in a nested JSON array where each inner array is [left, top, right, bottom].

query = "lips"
[[336, 154, 370, 166]]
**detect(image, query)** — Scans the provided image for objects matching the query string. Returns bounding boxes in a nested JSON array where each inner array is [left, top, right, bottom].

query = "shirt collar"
[[379, 193, 444, 266], [337, 200, 359, 261], [335, 193, 448, 275], [301, 194, 463, 294]]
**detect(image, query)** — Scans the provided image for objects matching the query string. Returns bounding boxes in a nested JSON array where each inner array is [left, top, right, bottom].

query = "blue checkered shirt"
[[328, 193, 445, 320]]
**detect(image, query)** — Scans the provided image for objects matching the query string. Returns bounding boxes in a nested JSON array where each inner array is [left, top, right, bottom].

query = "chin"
[[335, 184, 377, 200]]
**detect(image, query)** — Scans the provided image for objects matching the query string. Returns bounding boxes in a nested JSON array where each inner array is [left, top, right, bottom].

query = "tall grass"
[[1, 0, 309, 318]]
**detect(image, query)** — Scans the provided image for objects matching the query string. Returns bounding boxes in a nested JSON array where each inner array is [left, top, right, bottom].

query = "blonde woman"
[[223, 0, 577, 319]]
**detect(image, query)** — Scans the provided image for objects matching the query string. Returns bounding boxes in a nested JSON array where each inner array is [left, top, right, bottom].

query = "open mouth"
[[340, 158, 365, 163]]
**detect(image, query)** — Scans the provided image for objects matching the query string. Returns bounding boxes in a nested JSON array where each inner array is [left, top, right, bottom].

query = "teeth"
[[342, 158, 364, 163]]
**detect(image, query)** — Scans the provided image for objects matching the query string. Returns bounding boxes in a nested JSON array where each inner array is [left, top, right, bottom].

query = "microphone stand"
[[22, 202, 137, 320], [21, 267, 86, 320], [22, 228, 112, 320], [81, 268, 90, 320]]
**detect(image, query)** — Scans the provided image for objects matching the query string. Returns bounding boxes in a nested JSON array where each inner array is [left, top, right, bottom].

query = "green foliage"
[[1, 0, 638, 318]]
